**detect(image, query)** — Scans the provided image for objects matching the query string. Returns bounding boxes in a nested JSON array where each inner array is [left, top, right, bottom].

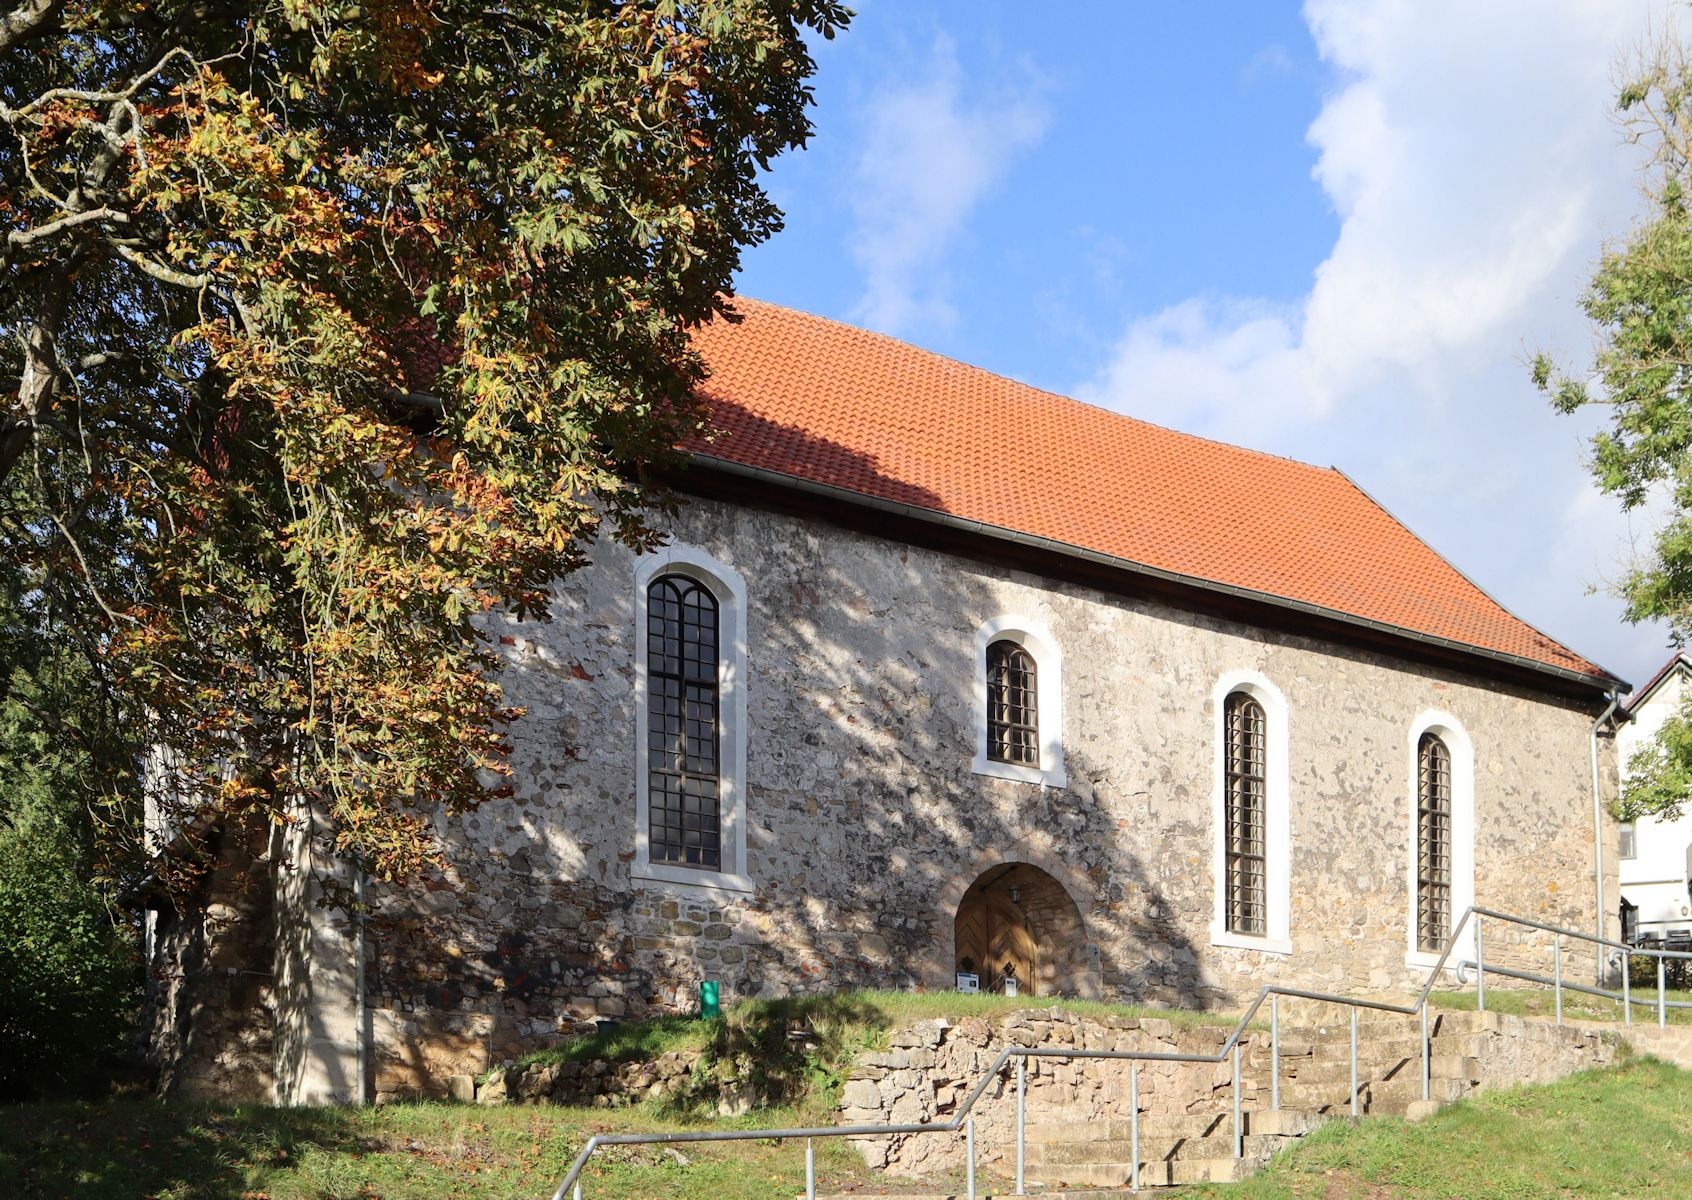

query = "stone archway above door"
[[951, 861, 1096, 999]]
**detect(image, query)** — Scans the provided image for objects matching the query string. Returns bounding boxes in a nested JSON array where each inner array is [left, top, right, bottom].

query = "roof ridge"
[[725, 295, 1346, 480]]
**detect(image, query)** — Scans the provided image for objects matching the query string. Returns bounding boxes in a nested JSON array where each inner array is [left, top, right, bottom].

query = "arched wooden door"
[[955, 888, 1039, 995]]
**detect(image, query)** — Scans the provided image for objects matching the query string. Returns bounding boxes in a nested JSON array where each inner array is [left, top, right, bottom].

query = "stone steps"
[[1024, 1154, 1270, 1188], [1254, 1054, 1478, 1091], [1024, 1107, 1322, 1144], [1262, 1074, 1469, 1115], [836, 1005, 1605, 1191], [1026, 1131, 1291, 1166], [1018, 1066, 1472, 1187], [1246, 1032, 1474, 1064], [1271, 1011, 1488, 1041]]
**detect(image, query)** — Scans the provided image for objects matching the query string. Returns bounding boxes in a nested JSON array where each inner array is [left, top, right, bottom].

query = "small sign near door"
[[955, 972, 980, 994]]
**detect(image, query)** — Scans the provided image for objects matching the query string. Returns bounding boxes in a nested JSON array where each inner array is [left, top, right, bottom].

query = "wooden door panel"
[[955, 891, 1039, 996]]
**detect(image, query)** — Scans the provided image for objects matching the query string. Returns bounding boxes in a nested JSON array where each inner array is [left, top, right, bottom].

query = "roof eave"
[[687, 452, 1628, 697]]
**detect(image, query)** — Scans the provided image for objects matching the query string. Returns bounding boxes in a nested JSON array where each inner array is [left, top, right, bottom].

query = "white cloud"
[[1242, 43, 1296, 87], [846, 36, 1049, 334], [1077, 0, 1680, 685], [1078, 298, 1308, 448]]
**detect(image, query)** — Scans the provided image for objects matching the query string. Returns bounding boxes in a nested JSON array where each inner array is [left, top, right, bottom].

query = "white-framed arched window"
[[971, 616, 1065, 788], [1209, 669, 1291, 955], [1406, 710, 1475, 969], [633, 546, 752, 894]]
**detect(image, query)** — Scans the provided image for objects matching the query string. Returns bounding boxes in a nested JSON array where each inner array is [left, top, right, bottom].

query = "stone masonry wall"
[[141, 823, 277, 1101], [843, 1010, 1246, 1177], [845, 1007, 1620, 1177], [354, 494, 1617, 1090]]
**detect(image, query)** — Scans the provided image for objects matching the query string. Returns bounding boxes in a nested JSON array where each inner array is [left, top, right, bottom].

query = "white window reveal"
[[1209, 670, 1292, 955], [971, 616, 1065, 788], [1619, 821, 1637, 861], [1405, 711, 1475, 970], [633, 547, 752, 894]]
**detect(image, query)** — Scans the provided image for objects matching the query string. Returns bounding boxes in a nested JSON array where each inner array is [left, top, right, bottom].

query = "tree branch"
[[113, 243, 210, 289], [0, 262, 71, 488], [6, 206, 128, 251], [0, 0, 59, 56]]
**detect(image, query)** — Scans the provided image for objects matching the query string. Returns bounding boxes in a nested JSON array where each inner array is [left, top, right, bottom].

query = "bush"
[[0, 803, 139, 1100], [0, 610, 140, 1101]]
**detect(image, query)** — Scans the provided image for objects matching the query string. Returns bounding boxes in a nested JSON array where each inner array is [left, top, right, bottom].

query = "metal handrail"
[[549, 903, 1654, 1200], [1469, 904, 1692, 959], [1453, 904, 1692, 1029]]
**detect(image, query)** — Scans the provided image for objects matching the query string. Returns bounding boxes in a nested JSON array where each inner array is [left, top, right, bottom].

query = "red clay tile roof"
[[685, 298, 1612, 685]]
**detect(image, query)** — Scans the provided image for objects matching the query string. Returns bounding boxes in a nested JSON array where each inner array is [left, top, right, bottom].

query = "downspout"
[[1590, 693, 1621, 979]]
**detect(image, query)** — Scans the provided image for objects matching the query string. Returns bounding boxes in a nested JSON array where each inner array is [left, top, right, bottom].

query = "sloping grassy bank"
[[0, 991, 1236, 1199], [0, 1095, 924, 1200], [1187, 1056, 1692, 1199], [1429, 985, 1692, 1027]]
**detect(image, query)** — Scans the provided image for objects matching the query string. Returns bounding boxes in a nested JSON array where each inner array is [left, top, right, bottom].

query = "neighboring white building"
[[1617, 653, 1692, 940]]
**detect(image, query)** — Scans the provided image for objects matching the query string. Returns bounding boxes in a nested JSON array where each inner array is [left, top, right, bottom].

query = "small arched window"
[[986, 639, 1039, 766], [646, 573, 721, 870], [1224, 691, 1267, 936], [1416, 732, 1453, 953]]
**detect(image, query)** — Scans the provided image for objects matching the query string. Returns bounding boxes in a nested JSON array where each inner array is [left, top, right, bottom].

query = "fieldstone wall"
[[1464, 1010, 1622, 1089], [471, 1048, 703, 1108], [846, 1007, 1620, 1177], [140, 823, 278, 1101], [843, 1010, 1248, 1176], [353, 493, 1615, 1083], [1570, 1017, 1692, 1069]]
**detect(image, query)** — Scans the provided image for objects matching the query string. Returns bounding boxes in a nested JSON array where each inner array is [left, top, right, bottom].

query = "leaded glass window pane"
[[1224, 693, 1267, 935], [647, 575, 721, 869], [987, 640, 1039, 766], [1416, 732, 1453, 953]]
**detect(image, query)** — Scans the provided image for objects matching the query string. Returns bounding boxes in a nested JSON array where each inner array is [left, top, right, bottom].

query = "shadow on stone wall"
[[142, 823, 277, 1100], [362, 407, 1211, 1090]]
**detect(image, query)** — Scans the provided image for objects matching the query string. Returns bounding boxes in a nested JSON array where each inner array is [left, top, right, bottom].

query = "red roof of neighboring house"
[[686, 298, 1615, 686]]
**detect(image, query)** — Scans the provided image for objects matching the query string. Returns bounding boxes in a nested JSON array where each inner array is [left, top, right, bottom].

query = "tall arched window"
[[986, 639, 1039, 766], [1404, 712, 1473, 968], [1224, 691, 1267, 936], [646, 574, 721, 869], [1416, 731, 1453, 953]]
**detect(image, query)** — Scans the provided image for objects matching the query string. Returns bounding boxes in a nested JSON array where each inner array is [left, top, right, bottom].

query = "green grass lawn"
[[7, 990, 1686, 1200], [1186, 1056, 1692, 1199], [0, 1095, 951, 1200], [5, 1059, 1688, 1200], [1429, 984, 1692, 1026]]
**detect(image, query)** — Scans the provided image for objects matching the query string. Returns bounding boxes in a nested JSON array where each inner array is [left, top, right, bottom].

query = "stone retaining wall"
[[1570, 1017, 1692, 1069], [842, 1009, 1248, 1177], [843, 1006, 1621, 1177], [470, 1049, 704, 1108]]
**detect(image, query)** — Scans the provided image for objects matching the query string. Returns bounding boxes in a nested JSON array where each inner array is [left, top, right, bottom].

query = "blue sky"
[[735, 0, 1683, 692], [747, 3, 1336, 380]]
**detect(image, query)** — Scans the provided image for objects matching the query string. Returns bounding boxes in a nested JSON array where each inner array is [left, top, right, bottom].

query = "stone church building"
[[144, 299, 1628, 1103]]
